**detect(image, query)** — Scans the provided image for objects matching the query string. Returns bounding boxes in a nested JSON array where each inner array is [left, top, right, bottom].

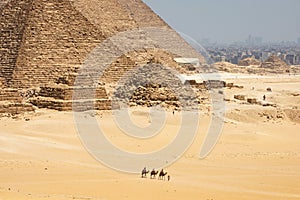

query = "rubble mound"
[[113, 64, 198, 110], [238, 57, 261, 66], [129, 83, 180, 108], [213, 62, 241, 73]]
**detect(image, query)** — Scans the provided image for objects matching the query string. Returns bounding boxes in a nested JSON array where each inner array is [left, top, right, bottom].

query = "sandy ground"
[[0, 74, 300, 200]]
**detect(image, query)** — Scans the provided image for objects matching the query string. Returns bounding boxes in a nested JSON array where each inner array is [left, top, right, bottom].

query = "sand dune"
[[0, 74, 299, 200]]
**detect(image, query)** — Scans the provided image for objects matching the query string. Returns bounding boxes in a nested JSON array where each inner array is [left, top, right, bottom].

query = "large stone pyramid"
[[0, 0, 203, 113]]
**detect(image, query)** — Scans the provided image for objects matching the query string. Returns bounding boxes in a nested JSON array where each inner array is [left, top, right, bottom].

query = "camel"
[[141, 167, 149, 178], [158, 169, 167, 180], [150, 170, 159, 179]]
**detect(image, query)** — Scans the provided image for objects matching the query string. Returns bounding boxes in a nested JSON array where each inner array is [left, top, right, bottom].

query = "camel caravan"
[[141, 167, 170, 181]]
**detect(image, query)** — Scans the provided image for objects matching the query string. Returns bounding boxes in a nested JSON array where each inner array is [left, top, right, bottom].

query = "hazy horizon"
[[143, 0, 300, 44]]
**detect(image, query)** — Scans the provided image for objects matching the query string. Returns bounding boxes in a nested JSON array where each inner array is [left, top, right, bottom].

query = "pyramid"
[[0, 0, 204, 113], [261, 55, 288, 69]]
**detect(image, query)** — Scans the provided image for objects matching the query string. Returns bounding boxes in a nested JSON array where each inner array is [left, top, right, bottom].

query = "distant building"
[[174, 58, 200, 71], [285, 54, 296, 65], [246, 35, 263, 46], [230, 56, 239, 64], [262, 52, 271, 61], [174, 58, 200, 66], [220, 56, 226, 62], [295, 55, 300, 65]]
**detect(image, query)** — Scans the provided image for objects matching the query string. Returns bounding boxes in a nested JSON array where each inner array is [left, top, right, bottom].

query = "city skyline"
[[143, 0, 300, 44]]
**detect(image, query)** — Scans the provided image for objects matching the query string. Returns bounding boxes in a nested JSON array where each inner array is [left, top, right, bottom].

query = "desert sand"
[[1, 74, 299, 200]]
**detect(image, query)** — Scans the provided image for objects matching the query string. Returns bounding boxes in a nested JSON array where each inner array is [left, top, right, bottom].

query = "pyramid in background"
[[261, 55, 288, 69], [0, 0, 204, 113]]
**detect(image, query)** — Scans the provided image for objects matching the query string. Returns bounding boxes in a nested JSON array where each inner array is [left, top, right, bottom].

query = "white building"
[[174, 58, 200, 66]]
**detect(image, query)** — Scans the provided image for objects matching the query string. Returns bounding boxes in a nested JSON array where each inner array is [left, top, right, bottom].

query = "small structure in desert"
[[174, 58, 200, 71], [261, 55, 288, 69]]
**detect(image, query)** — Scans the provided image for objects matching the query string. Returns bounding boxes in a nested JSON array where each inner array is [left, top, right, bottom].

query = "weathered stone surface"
[[234, 95, 246, 101], [238, 57, 261, 66], [203, 80, 226, 89], [112, 64, 198, 110], [128, 83, 179, 108], [0, 102, 34, 114], [30, 97, 111, 111], [247, 98, 257, 104], [0, 0, 32, 86]]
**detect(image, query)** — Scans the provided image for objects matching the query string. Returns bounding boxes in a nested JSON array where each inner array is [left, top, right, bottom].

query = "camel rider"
[[142, 167, 147, 174]]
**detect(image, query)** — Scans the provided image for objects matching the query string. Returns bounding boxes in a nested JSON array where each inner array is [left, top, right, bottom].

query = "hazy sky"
[[142, 0, 300, 44]]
